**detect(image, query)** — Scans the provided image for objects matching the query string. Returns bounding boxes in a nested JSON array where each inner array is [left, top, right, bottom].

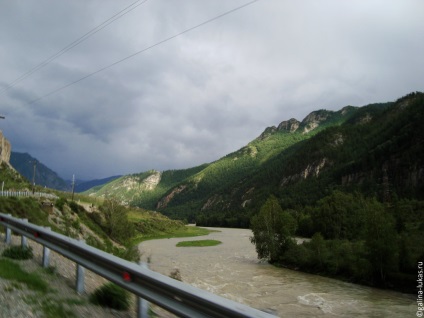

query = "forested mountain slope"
[[86, 93, 421, 223], [86, 103, 362, 219], [196, 92, 423, 226], [86, 92, 423, 226]]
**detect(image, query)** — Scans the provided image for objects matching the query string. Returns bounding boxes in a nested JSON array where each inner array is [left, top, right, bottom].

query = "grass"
[[39, 298, 77, 318], [25, 295, 82, 318], [0, 258, 84, 317], [132, 225, 218, 244], [0, 258, 49, 293], [176, 239, 222, 247], [2, 245, 34, 260], [4, 282, 23, 292]]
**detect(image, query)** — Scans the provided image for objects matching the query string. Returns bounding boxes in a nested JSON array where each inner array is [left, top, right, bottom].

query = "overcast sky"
[[1, 0, 423, 180]]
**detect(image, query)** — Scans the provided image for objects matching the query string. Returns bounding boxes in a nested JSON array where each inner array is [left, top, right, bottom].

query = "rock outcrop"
[[0, 131, 11, 165], [278, 118, 300, 133]]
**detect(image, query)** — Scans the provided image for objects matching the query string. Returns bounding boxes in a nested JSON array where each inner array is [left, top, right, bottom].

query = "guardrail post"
[[21, 219, 28, 248], [137, 262, 150, 318], [5, 226, 11, 244], [76, 239, 86, 294], [42, 227, 51, 268]]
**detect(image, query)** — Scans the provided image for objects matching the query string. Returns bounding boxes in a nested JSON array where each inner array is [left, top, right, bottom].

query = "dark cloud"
[[1, 0, 423, 179]]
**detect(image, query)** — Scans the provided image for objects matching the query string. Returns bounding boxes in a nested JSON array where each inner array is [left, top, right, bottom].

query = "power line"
[[0, 0, 149, 95], [28, 0, 259, 105]]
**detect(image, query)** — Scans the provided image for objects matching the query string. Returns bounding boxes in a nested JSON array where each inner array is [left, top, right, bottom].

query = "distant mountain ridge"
[[73, 176, 122, 193], [10, 152, 69, 191], [10, 152, 121, 193]]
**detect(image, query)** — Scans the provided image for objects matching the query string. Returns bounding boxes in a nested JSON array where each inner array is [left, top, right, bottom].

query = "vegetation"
[[2, 245, 34, 260], [176, 239, 221, 247], [86, 107, 356, 222], [251, 193, 423, 293], [0, 196, 51, 226], [0, 259, 49, 293], [0, 258, 87, 317], [129, 210, 213, 243], [0, 161, 32, 189], [89, 282, 130, 310], [99, 198, 136, 243], [250, 196, 296, 262]]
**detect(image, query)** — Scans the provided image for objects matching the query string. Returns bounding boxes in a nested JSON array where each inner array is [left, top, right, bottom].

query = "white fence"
[[0, 191, 58, 200]]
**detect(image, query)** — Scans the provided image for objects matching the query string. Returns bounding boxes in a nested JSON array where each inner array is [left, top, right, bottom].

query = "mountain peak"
[[257, 108, 343, 139], [277, 118, 300, 133], [257, 126, 278, 140]]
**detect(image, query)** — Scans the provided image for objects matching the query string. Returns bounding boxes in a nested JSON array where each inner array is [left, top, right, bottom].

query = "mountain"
[[10, 152, 70, 191], [86, 93, 424, 224], [73, 175, 122, 193]]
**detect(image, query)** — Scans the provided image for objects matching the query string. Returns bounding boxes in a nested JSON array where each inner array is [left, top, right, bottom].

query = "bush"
[[69, 201, 84, 214], [89, 283, 130, 310], [55, 198, 67, 211], [2, 245, 33, 260]]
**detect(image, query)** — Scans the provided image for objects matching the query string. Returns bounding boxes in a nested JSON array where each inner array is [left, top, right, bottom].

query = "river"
[[139, 227, 416, 317]]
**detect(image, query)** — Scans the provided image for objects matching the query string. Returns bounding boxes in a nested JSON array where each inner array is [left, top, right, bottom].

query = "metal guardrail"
[[0, 213, 275, 318]]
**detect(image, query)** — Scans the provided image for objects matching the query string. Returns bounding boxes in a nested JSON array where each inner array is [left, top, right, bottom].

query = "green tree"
[[365, 199, 398, 284], [308, 232, 328, 270], [100, 198, 135, 243], [250, 196, 297, 263], [311, 191, 367, 240]]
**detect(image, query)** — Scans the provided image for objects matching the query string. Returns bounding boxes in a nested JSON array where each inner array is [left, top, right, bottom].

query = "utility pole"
[[0, 116, 4, 186], [32, 161, 37, 194], [71, 174, 75, 201]]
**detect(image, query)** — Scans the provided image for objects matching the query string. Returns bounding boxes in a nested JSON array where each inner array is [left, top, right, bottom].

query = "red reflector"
[[34, 232, 40, 238], [123, 272, 131, 282]]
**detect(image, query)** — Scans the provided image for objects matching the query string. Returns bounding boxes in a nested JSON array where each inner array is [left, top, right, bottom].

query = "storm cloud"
[[1, 0, 423, 179]]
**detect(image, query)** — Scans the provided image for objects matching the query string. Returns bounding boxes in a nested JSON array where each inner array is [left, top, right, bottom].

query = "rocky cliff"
[[0, 131, 12, 165]]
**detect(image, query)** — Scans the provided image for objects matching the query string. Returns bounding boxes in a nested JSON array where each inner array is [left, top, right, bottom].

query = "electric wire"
[[28, 0, 259, 105], [0, 0, 149, 95]]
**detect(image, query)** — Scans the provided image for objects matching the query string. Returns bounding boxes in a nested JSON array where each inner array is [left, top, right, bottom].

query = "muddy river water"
[[139, 227, 415, 317]]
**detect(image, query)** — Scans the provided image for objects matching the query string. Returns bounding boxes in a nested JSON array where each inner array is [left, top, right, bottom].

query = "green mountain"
[[87, 92, 424, 225], [10, 152, 69, 191]]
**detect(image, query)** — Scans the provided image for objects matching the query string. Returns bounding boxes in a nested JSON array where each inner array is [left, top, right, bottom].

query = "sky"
[[1, 0, 423, 180]]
